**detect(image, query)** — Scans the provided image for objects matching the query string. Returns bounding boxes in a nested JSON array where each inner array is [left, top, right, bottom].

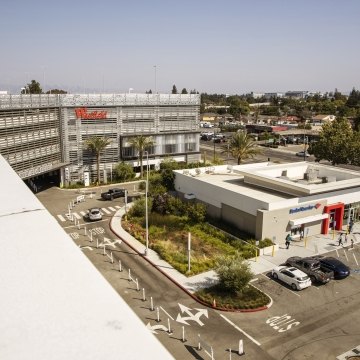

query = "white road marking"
[[73, 213, 81, 219], [80, 211, 86, 216], [160, 306, 174, 321], [115, 205, 121, 209], [109, 207, 116, 211], [220, 314, 261, 346], [101, 208, 111, 214], [57, 214, 66, 222], [176, 304, 208, 326]]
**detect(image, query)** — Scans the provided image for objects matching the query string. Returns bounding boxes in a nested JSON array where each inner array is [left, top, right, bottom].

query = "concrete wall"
[[221, 204, 256, 236]]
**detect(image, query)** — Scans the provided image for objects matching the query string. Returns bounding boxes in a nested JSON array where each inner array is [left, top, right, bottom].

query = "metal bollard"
[[150, 296, 154, 311], [119, 260, 122, 272], [156, 307, 160, 322], [142, 288, 146, 301]]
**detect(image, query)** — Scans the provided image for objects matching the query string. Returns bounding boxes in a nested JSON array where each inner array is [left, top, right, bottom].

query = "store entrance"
[[322, 203, 344, 235], [25, 170, 61, 193]]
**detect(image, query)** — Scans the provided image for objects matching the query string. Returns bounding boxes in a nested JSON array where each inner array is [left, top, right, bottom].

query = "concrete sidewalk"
[[110, 207, 360, 294]]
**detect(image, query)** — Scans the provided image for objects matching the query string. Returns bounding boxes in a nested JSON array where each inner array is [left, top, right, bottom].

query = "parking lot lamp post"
[[144, 151, 149, 256]]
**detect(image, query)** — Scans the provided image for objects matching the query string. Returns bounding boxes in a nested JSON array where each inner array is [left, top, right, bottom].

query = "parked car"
[[271, 266, 312, 290], [101, 188, 126, 200], [295, 151, 310, 158], [312, 256, 350, 279], [88, 207, 102, 221], [286, 256, 334, 284]]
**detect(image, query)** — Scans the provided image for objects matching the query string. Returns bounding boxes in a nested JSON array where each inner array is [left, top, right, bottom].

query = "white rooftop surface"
[[177, 163, 292, 203], [0, 156, 173, 360]]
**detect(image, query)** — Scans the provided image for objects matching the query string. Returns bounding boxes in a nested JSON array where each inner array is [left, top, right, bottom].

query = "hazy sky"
[[1, 0, 359, 94]]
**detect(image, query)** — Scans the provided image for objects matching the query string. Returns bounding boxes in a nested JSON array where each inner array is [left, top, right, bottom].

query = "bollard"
[[271, 245, 275, 257], [142, 288, 146, 301], [110, 252, 113, 264], [182, 326, 186, 342], [156, 307, 160, 322], [229, 348, 232, 360], [77, 221, 80, 230], [239, 339, 244, 355], [128, 268, 131, 281], [90, 231, 93, 242], [150, 296, 154, 311], [96, 237, 99, 249], [198, 334, 201, 351], [136, 278, 139, 291], [84, 227, 87, 236], [167, 318, 171, 333], [103, 244, 106, 256], [119, 260, 122, 272]]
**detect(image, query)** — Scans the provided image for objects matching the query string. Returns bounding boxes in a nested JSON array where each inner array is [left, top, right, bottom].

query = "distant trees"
[[21, 80, 42, 94], [171, 85, 178, 94], [181, 88, 188, 94], [46, 89, 67, 94]]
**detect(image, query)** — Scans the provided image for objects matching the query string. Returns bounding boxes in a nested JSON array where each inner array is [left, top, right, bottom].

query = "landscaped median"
[[122, 203, 272, 311]]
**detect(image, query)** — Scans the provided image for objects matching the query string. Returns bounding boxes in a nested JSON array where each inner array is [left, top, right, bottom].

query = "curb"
[[109, 213, 272, 313]]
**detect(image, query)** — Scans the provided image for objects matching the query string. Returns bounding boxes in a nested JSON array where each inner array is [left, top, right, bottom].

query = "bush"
[[216, 254, 254, 294], [113, 162, 136, 182], [128, 197, 153, 218]]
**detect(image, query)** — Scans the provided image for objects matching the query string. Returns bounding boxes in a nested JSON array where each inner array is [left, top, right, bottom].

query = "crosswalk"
[[56, 205, 121, 222]]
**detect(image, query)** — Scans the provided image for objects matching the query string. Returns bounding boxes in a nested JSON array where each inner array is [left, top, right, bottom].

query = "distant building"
[[312, 114, 336, 125], [264, 92, 284, 100], [285, 91, 309, 99]]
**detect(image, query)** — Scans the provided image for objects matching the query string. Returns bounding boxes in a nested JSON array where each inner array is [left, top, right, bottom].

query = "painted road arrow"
[[79, 246, 93, 251], [176, 303, 208, 326], [146, 322, 169, 334]]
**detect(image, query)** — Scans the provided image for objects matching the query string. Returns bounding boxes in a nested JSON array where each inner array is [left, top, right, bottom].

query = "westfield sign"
[[75, 107, 107, 119]]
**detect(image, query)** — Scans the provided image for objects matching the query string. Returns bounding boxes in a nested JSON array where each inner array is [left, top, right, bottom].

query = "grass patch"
[[195, 284, 270, 310]]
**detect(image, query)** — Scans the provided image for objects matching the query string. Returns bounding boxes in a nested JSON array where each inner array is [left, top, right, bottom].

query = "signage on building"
[[75, 107, 107, 120], [84, 171, 90, 187], [289, 203, 321, 214]]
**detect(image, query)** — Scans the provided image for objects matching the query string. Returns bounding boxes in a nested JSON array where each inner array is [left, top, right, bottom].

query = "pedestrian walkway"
[[57, 205, 121, 222], [110, 206, 360, 294]]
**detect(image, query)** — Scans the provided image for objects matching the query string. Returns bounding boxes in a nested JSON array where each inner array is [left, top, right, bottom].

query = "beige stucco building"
[[174, 162, 360, 241]]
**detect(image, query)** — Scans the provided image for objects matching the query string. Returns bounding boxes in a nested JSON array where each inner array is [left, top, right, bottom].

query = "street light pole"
[[144, 151, 149, 256], [154, 65, 157, 93]]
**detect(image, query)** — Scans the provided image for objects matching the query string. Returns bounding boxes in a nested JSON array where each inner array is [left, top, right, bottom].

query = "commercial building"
[[174, 162, 360, 241], [0, 93, 200, 188]]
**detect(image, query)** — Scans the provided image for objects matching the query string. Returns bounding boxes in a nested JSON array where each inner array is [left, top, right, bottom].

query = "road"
[[36, 185, 360, 360]]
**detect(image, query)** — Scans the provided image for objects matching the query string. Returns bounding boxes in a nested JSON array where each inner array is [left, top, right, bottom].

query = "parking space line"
[[115, 206, 121, 209], [260, 273, 301, 297], [80, 211, 86, 216], [109, 207, 116, 211], [101, 208, 111, 214], [73, 213, 81, 219]]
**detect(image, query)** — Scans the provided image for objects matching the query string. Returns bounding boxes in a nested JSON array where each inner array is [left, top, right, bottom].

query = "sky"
[[1, 0, 360, 95]]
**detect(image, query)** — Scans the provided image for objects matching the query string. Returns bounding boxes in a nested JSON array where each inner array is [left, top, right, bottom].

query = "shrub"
[[216, 254, 254, 294], [113, 162, 136, 182]]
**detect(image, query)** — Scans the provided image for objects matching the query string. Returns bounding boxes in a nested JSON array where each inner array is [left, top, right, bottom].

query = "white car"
[[88, 208, 102, 221], [271, 266, 311, 290], [295, 151, 310, 157]]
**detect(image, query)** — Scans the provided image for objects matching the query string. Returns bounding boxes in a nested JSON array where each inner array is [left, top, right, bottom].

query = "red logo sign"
[[75, 107, 107, 120], [315, 203, 321, 209]]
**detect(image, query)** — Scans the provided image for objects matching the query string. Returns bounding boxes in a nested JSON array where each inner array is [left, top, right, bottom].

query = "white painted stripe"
[[102, 208, 111, 214], [220, 314, 261, 346], [115, 206, 121, 209], [109, 207, 116, 211], [73, 213, 81, 219], [159, 306, 174, 321], [80, 211, 86, 216], [57, 214, 66, 222]]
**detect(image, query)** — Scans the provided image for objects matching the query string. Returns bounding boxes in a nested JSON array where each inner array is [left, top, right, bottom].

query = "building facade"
[[0, 93, 201, 187], [174, 162, 360, 241]]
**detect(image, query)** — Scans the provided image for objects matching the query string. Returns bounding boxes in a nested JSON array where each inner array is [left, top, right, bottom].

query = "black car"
[[101, 188, 126, 200], [314, 256, 350, 279]]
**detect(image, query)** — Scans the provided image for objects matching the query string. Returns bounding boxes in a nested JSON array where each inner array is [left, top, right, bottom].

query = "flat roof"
[[0, 155, 173, 360]]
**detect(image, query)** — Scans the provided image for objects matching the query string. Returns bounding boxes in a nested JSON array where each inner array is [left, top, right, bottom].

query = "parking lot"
[[222, 242, 360, 359]]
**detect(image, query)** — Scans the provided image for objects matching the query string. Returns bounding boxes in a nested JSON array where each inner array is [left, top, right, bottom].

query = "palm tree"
[[221, 131, 262, 165], [128, 135, 155, 177], [84, 136, 111, 184]]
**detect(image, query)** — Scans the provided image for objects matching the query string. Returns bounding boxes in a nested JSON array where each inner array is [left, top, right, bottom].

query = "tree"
[[146, 89, 153, 94], [221, 131, 262, 165], [216, 254, 254, 294], [128, 135, 155, 178], [114, 162, 136, 182], [84, 136, 111, 184], [46, 89, 67, 94], [181, 88, 188, 94], [171, 85, 178, 94], [21, 80, 42, 94], [308, 118, 353, 165]]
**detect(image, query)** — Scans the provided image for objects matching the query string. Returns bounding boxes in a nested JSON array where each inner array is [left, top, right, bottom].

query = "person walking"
[[300, 229, 304, 241], [285, 234, 291, 249], [338, 233, 343, 246]]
